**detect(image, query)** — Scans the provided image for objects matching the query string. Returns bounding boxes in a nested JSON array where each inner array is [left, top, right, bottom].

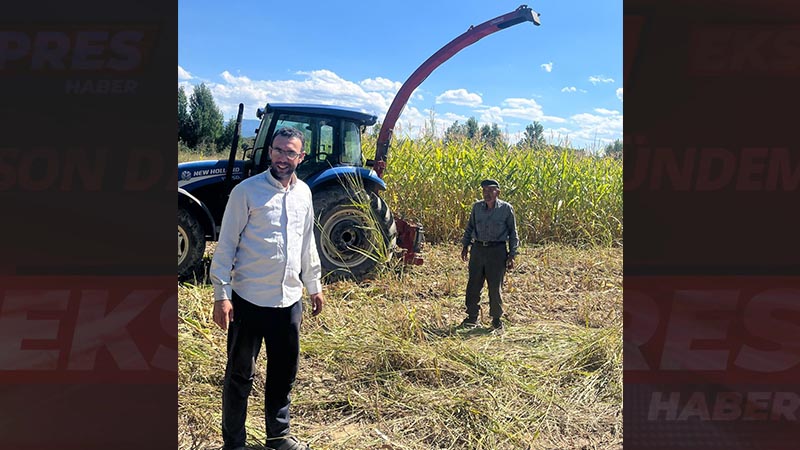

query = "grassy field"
[[178, 243, 622, 450]]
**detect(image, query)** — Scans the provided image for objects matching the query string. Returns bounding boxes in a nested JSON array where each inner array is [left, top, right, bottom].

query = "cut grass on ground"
[[179, 243, 622, 450]]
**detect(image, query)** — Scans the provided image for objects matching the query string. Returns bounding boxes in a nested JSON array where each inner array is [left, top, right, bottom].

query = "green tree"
[[178, 86, 190, 143], [521, 121, 544, 148], [444, 116, 480, 141], [489, 123, 503, 147], [465, 117, 479, 140], [217, 118, 239, 153], [604, 139, 623, 159], [444, 117, 504, 147], [478, 123, 504, 148], [479, 124, 491, 139], [187, 83, 223, 149], [444, 120, 466, 142]]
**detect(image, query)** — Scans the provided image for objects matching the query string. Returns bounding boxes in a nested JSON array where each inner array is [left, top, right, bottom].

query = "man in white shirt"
[[210, 127, 324, 450]]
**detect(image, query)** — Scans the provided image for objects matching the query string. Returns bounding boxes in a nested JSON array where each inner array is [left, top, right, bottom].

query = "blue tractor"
[[177, 5, 540, 281], [178, 104, 409, 280]]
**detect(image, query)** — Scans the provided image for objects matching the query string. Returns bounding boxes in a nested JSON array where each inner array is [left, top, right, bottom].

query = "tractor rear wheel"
[[178, 207, 206, 280], [313, 188, 397, 281]]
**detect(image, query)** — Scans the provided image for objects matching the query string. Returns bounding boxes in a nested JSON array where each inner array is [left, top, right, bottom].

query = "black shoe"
[[460, 316, 478, 328], [491, 318, 504, 329], [266, 436, 311, 450]]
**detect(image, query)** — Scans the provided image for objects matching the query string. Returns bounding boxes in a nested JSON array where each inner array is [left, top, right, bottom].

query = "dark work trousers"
[[465, 243, 507, 319], [222, 291, 302, 448]]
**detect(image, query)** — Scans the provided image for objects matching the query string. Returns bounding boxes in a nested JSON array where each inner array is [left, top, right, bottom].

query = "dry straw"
[[179, 244, 622, 449]]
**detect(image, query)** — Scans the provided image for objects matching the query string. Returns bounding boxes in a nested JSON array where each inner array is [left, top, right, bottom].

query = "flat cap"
[[480, 179, 500, 189]]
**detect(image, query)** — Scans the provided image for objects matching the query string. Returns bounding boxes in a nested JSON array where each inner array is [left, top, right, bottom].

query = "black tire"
[[178, 207, 206, 280], [313, 188, 397, 281]]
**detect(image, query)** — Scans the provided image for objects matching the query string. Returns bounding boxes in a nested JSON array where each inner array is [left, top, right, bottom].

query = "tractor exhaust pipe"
[[225, 103, 244, 191]]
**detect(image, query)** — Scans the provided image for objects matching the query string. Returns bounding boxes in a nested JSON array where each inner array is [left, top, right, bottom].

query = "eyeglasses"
[[270, 147, 302, 160]]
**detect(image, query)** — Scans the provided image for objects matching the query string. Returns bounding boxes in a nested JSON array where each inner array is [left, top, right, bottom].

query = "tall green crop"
[[368, 136, 622, 247]]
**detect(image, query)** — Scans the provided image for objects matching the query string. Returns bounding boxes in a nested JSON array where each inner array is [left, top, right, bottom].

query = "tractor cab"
[[246, 104, 377, 181]]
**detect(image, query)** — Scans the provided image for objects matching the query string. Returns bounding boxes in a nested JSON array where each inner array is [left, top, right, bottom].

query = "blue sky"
[[179, 1, 622, 150]]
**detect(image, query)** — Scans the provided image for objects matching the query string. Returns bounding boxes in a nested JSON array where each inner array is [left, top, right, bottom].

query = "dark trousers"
[[222, 291, 302, 448], [465, 244, 507, 319]]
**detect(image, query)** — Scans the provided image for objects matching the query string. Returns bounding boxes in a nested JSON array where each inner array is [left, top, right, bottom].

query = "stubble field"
[[179, 242, 622, 450]]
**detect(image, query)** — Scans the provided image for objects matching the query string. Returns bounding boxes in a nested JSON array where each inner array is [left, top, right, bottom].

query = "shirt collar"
[[482, 199, 499, 209]]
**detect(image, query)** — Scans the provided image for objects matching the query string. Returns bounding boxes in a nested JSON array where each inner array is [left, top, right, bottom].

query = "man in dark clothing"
[[460, 179, 519, 329]]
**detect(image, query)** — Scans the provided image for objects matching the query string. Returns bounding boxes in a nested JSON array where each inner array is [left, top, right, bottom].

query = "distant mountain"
[[239, 119, 261, 137]]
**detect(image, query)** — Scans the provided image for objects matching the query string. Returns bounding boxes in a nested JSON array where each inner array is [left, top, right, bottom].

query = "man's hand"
[[213, 299, 234, 330], [461, 246, 469, 262], [506, 256, 515, 270], [310, 292, 324, 316]]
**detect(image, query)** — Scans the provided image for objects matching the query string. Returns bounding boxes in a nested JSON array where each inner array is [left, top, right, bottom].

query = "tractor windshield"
[[256, 113, 364, 179]]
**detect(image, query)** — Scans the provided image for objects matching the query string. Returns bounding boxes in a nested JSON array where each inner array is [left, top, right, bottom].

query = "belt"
[[474, 240, 506, 247]]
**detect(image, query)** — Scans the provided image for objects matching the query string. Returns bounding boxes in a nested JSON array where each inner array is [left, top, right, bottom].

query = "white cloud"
[[417, 109, 470, 136], [565, 109, 623, 150], [180, 68, 432, 139], [221, 71, 250, 84], [177, 68, 622, 146], [540, 62, 553, 73], [178, 79, 195, 98], [551, 127, 573, 134], [416, 110, 470, 134], [360, 77, 401, 92], [199, 69, 392, 119], [479, 107, 504, 124], [439, 111, 469, 123], [561, 86, 576, 93], [616, 87, 623, 101], [472, 98, 565, 127], [524, 107, 623, 150], [594, 108, 619, 115], [498, 98, 565, 123], [435, 88, 482, 107], [589, 75, 615, 84], [392, 105, 427, 135], [178, 66, 193, 80]]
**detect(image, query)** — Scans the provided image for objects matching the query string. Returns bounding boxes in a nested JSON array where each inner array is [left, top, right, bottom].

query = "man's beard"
[[270, 164, 294, 181]]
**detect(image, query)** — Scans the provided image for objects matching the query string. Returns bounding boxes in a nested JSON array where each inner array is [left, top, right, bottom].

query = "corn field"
[[375, 136, 623, 247]]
